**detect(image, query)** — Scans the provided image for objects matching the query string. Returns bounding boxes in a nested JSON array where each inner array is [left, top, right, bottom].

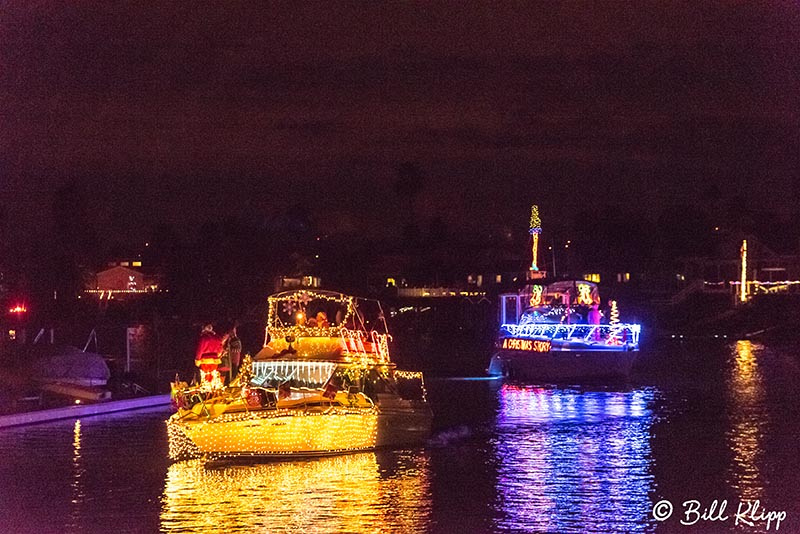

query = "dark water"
[[1, 340, 799, 533]]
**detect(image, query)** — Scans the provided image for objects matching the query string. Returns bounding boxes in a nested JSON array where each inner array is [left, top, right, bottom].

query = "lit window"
[[584, 273, 601, 283], [120, 261, 129, 267], [132, 261, 142, 267], [495, 274, 502, 284]]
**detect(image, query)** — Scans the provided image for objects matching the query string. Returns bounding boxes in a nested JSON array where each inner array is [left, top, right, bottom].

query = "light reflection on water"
[[492, 385, 656, 533], [161, 451, 432, 533], [2, 341, 800, 532], [69, 419, 85, 529], [726, 340, 768, 502]]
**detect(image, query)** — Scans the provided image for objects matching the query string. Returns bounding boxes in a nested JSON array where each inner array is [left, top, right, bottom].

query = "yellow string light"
[[169, 289, 431, 460]]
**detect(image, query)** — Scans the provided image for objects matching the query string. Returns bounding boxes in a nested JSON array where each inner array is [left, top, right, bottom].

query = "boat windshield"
[[266, 290, 390, 340], [537, 281, 599, 307], [268, 290, 352, 331], [521, 281, 602, 324]]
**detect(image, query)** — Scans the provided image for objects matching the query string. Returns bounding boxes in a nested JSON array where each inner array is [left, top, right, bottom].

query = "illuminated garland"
[[501, 322, 640, 347], [269, 324, 346, 339], [609, 300, 619, 325], [727, 280, 800, 286], [394, 370, 428, 402], [519, 306, 567, 324], [529, 204, 542, 234], [529, 204, 542, 271], [577, 284, 593, 306], [168, 407, 379, 460], [250, 360, 337, 386], [207, 405, 378, 425], [266, 290, 357, 345], [529, 285, 543, 307], [168, 290, 430, 462], [608, 300, 620, 344], [740, 240, 747, 303]]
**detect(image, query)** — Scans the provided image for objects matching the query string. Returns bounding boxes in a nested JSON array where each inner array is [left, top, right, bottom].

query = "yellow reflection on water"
[[161, 451, 431, 533], [73, 419, 82, 451], [726, 340, 767, 501], [68, 419, 85, 528]]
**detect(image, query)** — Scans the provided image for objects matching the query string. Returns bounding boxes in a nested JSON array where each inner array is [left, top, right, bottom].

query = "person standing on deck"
[[195, 323, 224, 386], [588, 303, 602, 325], [223, 325, 242, 383]]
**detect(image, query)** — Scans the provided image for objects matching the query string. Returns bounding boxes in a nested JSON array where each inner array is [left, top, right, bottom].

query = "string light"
[[266, 290, 357, 346], [169, 290, 431, 460], [529, 285, 543, 307], [740, 240, 747, 303], [576, 283, 593, 306], [608, 300, 621, 344], [609, 301, 619, 325], [529, 204, 542, 271], [500, 321, 640, 348], [393, 370, 429, 403], [168, 395, 380, 461]]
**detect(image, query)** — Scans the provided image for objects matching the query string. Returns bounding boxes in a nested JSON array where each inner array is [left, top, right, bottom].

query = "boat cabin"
[[499, 281, 601, 325]]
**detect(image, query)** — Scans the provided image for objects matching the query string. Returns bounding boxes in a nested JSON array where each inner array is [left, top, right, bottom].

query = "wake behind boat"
[[167, 289, 431, 461]]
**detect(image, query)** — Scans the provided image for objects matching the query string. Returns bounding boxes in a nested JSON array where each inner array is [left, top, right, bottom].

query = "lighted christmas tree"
[[609, 300, 620, 344], [609, 300, 619, 325]]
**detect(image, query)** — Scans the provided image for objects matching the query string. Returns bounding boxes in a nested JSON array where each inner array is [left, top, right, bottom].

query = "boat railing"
[[338, 329, 391, 364], [500, 323, 641, 347], [340, 330, 366, 358], [370, 331, 391, 363]]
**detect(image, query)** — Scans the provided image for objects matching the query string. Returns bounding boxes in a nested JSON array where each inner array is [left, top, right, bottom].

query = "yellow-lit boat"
[[167, 290, 432, 460]]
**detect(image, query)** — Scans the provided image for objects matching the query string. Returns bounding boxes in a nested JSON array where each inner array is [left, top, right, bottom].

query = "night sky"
[[2, 3, 798, 246]]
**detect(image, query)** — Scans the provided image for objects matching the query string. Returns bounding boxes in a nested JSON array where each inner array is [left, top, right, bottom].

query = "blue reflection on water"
[[492, 385, 656, 533]]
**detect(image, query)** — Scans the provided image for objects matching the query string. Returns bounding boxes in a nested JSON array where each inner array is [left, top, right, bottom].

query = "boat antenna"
[[377, 300, 389, 334]]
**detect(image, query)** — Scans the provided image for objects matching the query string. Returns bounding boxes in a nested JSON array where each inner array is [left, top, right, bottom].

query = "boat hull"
[[168, 406, 431, 460], [488, 348, 637, 381]]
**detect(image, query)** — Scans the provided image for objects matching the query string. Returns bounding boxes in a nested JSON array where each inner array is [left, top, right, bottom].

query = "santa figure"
[[195, 323, 223, 386]]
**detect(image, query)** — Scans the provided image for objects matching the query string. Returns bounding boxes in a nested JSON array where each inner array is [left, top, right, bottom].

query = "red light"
[[8, 305, 27, 314]]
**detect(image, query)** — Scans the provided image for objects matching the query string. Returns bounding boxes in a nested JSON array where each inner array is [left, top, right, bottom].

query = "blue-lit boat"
[[488, 280, 641, 381]]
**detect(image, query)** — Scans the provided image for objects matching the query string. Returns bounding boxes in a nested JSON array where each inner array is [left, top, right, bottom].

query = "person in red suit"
[[195, 323, 223, 385]]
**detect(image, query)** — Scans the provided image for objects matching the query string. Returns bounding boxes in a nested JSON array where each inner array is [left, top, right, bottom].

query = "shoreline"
[[0, 394, 171, 428]]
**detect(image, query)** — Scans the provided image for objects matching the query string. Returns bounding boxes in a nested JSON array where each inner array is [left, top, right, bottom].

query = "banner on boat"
[[499, 338, 551, 352]]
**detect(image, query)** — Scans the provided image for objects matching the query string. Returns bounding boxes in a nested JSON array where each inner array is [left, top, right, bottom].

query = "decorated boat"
[[488, 280, 641, 381], [487, 205, 640, 381], [167, 289, 431, 461]]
